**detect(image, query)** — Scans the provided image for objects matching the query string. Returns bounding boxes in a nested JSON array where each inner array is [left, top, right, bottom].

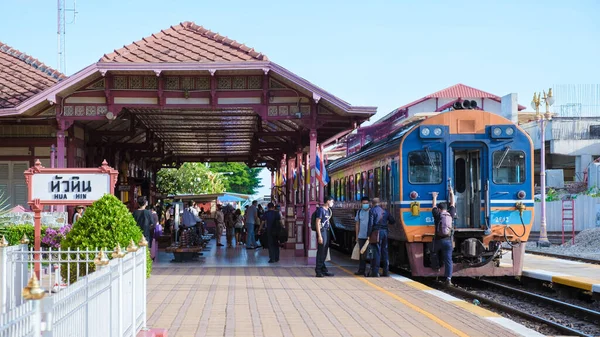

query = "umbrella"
[[218, 194, 245, 202]]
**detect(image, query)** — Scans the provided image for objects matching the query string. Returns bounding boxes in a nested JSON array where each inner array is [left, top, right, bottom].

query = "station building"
[[0, 21, 376, 261]]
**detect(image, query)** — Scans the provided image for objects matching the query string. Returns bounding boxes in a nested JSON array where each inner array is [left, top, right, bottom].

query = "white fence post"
[[0, 245, 7, 315], [2, 245, 147, 337]]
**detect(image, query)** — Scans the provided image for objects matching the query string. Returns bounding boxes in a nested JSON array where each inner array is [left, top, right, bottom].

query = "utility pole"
[[57, 0, 77, 74]]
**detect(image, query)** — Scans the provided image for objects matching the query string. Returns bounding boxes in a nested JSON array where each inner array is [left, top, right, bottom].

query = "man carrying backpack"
[[432, 184, 456, 287], [314, 196, 335, 278], [367, 198, 395, 277]]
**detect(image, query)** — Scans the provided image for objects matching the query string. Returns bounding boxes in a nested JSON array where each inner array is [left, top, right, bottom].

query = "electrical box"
[[546, 169, 564, 189], [588, 162, 600, 189]]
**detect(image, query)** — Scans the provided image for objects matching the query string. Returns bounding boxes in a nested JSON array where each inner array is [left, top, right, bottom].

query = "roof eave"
[[1, 61, 377, 118]]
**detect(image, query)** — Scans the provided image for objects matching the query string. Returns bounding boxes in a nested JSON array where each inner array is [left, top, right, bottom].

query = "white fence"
[[0, 243, 147, 337], [531, 195, 600, 232]]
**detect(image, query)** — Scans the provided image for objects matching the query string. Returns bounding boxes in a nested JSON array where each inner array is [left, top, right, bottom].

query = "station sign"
[[31, 173, 111, 202], [23, 160, 119, 267], [24, 160, 119, 206]]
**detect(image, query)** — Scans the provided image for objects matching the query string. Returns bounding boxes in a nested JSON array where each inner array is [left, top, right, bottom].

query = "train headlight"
[[505, 127, 514, 136], [517, 190, 526, 199], [493, 127, 502, 136], [409, 191, 418, 200], [421, 128, 430, 136], [433, 127, 442, 136]]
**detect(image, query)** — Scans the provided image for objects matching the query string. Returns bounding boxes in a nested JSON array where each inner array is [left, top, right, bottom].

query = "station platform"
[[147, 238, 542, 337], [503, 248, 600, 293]]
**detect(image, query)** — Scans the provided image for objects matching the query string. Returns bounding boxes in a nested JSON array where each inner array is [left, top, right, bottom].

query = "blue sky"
[[1, 0, 598, 197]]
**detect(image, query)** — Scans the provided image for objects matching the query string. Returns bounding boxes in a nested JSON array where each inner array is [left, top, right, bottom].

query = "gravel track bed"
[[454, 280, 600, 336], [491, 277, 600, 312]]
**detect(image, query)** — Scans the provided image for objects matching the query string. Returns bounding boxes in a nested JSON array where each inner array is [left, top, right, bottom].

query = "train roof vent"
[[458, 119, 476, 133]]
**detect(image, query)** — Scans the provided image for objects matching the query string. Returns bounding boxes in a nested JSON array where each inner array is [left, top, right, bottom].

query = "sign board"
[[31, 173, 111, 203], [23, 159, 119, 275], [118, 185, 131, 192], [24, 160, 119, 207]]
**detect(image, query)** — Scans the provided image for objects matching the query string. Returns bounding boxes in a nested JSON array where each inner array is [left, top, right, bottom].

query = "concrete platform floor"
[[146, 238, 541, 337]]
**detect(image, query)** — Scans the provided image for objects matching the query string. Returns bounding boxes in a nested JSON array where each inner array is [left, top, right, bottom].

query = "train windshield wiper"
[[424, 147, 436, 171], [496, 146, 511, 169]]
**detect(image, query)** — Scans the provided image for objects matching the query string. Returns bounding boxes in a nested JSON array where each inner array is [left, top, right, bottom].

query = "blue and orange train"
[[327, 104, 534, 277]]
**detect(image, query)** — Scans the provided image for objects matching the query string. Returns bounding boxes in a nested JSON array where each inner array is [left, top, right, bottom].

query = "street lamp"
[[531, 88, 554, 247]]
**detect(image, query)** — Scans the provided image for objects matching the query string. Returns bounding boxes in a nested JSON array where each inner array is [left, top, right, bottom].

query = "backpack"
[[436, 211, 453, 238], [310, 207, 331, 231]]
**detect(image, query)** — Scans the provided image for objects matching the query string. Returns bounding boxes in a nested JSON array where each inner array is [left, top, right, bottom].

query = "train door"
[[452, 149, 482, 228]]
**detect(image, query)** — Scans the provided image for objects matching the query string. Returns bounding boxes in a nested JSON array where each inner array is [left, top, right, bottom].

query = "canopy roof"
[[0, 22, 376, 168]]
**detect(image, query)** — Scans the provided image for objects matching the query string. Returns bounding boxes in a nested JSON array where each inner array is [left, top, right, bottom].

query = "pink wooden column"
[[295, 149, 304, 257], [270, 169, 275, 202], [306, 129, 318, 264], [285, 155, 295, 249], [279, 155, 286, 210], [56, 130, 66, 168], [319, 144, 325, 202]]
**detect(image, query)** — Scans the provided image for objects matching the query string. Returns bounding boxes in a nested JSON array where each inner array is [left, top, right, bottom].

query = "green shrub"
[[0, 224, 48, 249], [61, 194, 152, 283]]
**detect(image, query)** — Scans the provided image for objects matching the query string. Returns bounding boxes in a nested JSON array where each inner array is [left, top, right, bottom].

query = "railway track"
[[437, 278, 600, 337], [524, 250, 600, 265]]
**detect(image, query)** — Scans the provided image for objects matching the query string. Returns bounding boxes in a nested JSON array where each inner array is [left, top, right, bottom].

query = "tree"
[[156, 163, 225, 195], [207, 163, 263, 195]]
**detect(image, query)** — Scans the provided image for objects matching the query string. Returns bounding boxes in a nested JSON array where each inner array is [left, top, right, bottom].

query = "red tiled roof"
[[425, 83, 499, 99], [0, 42, 65, 108], [389, 83, 526, 116], [100, 21, 268, 63]]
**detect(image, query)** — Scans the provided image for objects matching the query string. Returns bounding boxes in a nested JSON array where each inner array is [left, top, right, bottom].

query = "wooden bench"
[[165, 246, 204, 262]]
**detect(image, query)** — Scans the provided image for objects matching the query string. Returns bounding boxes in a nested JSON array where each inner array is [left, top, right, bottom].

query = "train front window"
[[408, 151, 443, 184], [493, 150, 525, 184]]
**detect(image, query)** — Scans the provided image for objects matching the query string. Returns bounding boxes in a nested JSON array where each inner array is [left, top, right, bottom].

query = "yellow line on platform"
[[335, 264, 469, 337]]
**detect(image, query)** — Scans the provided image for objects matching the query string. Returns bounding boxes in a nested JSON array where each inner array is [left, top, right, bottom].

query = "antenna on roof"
[[57, 0, 78, 74]]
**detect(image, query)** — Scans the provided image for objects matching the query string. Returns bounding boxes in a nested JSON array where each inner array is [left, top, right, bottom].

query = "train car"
[[327, 104, 534, 277]]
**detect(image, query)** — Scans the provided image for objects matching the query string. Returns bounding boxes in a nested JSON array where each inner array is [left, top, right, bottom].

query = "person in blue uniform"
[[315, 196, 335, 278], [367, 198, 395, 277], [259, 202, 282, 263]]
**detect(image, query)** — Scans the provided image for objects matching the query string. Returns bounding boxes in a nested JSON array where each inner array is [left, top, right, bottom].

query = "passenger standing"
[[72, 205, 84, 224], [215, 205, 225, 247], [432, 185, 456, 286], [245, 201, 260, 249], [225, 206, 235, 248], [354, 197, 370, 276], [132, 196, 153, 248], [257, 204, 266, 249], [367, 198, 395, 277], [259, 202, 282, 263], [315, 196, 335, 278], [234, 209, 244, 245]]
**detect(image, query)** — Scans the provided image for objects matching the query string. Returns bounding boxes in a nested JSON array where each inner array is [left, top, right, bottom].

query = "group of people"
[[352, 196, 395, 278], [213, 200, 286, 263], [129, 187, 456, 285]]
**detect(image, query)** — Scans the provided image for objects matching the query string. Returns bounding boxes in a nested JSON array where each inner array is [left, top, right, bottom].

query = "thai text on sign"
[[31, 173, 111, 202]]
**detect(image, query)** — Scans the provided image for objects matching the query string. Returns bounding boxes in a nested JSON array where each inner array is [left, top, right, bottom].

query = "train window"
[[385, 165, 391, 201], [362, 172, 367, 199], [333, 180, 338, 200], [493, 150, 525, 184], [350, 175, 355, 201], [344, 176, 349, 201], [368, 170, 374, 198], [455, 158, 466, 193], [408, 151, 443, 184], [355, 173, 362, 200], [374, 167, 381, 198]]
